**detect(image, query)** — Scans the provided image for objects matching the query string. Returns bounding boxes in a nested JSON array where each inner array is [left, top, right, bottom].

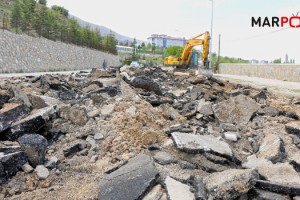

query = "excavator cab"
[[188, 52, 199, 68]]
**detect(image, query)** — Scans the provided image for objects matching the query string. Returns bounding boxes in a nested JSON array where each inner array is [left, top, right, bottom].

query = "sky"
[[47, 0, 300, 63]]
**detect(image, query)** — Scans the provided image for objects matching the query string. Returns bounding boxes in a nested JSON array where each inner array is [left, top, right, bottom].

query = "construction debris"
[[0, 67, 299, 200]]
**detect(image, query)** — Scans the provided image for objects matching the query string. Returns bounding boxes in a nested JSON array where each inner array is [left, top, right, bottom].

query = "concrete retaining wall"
[[0, 31, 121, 73], [219, 64, 300, 82]]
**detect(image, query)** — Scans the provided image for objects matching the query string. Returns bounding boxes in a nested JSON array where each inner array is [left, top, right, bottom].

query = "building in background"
[[285, 54, 289, 64], [250, 59, 259, 64], [147, 34, 186, 48], [260, 60, 269, 64], [116, 45, 134, 54]]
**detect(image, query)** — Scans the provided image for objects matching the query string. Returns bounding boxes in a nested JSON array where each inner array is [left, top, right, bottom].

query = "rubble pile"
[[0, 66, 300, 200]]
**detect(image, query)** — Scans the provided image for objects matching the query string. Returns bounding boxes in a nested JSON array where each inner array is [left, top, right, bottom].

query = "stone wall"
[[0, 31, 121, 73], [219, 64, 300, 82]]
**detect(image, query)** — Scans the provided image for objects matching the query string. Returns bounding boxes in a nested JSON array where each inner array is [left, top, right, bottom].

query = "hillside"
[[0, 0, 140, 44], [70, 15, 136, 43], [1, 0, 119, 54]]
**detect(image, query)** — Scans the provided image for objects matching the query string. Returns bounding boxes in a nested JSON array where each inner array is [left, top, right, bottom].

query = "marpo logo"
[[252, 12, 300, 28]]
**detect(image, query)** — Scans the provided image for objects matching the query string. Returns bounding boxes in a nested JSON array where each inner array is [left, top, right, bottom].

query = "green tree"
[[11, 0, 23, 33], [51, 5, 68, 17], [131, 38, 137, 61], [165, 46, 183, 57], [2, 12, 9, 30], [38, 0, 47, 6], [56, 14, 68, 41], [273, 58, 281, 64], [103, 35, 109, 52], [151, 43, 156, 54], [146, 43, 152, 53], [33, 3, 47, 37], [108, 32, 117, 54], [43, 9, 57, 39], [94, 29, 102, 50], [81, 25, 91, 47], [68, 18, 82, 45], [20, 0, 36, 34]]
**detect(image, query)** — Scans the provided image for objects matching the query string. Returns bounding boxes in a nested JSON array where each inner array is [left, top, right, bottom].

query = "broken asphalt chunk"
[[0, 90, 11, 108], [203, 169, 259, 200], [242, 155, 272, 169], [59, 106, 88, 126], [86, 86, 119, 98], [257, 163, 300, 185], [255, 180, 300, 196], [171, 132, 233, 159], [165, 176, 194, 200], [248, 189, 291, 200], [192, 175, 206, 200], [180, 101, 198, 118], [207, 76, 225, 86], [59, 90, 82, 100], [197, 99, 213, 116], [255, 163, 300, 195], [98, 154, 159, 200], [286, 121, 300, 136], [147, 95, 173, 106], [0, 103, 30, 133], [63, 143, 85, 157], [0, 151, 27, 184], [130, 75, 162, 95], [165, 124, 193, 135], [153, 151, 176, 165], [213, 95, 259, 124], [186, 76, 206, 85], [18, 134, 48, 167], [7, 106, 55, 140], [257, 134, 286, 163]]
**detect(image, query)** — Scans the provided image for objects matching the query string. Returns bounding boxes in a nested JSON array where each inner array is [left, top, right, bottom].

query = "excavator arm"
[[180, 31, 210, 67]]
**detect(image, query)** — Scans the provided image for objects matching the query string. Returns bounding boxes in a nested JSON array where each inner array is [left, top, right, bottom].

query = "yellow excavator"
[[164, 31, 210, 68]]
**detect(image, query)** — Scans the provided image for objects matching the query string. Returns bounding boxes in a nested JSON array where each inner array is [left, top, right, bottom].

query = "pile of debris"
[[0, 66, 300, 200]]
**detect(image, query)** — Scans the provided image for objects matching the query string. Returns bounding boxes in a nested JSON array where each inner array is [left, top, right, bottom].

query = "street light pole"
[[209, 0, 214, 70]]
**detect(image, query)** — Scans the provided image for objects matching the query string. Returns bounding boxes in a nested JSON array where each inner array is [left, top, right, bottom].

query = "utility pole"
[[209, 0, 214, 70], [216, 34, 221, 72]]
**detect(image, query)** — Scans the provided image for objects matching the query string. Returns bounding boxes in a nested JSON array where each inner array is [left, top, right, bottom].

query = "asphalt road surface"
[[215, 74, 300, 97]]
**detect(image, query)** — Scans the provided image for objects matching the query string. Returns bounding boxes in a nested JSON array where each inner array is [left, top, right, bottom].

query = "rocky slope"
[[0, 66, 300, 200]]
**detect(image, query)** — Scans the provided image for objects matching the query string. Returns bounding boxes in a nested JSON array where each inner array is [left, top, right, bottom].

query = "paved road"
[[0, 70, 91, 79], [215, 74, 300, 97]]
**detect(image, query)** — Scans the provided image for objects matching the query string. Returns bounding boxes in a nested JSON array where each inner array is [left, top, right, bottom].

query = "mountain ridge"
[[70, 15, 144, 43]]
